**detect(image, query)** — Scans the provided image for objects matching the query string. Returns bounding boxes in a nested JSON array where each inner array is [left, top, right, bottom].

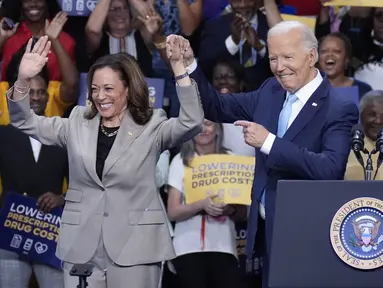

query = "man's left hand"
[[234, 120, 269, 148], [37, 192, 64, 213]]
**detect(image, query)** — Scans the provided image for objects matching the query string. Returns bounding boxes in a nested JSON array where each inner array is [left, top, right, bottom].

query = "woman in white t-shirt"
[[167, 119, 246, 288]]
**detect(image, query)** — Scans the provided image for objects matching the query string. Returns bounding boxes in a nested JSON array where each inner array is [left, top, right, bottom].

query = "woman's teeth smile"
[[100, 103, 113, 110]]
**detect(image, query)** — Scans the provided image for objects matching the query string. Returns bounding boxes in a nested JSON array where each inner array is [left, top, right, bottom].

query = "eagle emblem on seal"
[[350, 215, 383, 252]]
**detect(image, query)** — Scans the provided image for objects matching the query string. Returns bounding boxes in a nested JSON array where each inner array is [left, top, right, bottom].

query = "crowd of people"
[[0, 0, 382, 288]]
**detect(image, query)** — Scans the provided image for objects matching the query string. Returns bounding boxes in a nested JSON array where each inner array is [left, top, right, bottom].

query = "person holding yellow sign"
[[167, 119, 247, 288]]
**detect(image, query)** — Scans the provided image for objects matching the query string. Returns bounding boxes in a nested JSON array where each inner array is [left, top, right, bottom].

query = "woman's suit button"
[[103, 212, 109, 217], [101, 187, 105, 191]]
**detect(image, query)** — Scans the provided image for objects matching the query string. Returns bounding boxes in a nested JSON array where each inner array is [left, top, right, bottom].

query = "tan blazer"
[[7, 83, 204, 266]]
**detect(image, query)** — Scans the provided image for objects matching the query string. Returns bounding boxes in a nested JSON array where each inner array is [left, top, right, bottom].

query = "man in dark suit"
[[174, 20, 359, 287], [198, 0, 282, 90], [0, 65, 68, 288]]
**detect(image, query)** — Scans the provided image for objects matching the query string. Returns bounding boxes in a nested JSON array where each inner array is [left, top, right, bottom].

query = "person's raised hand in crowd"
[[230, 13, 243, 45], [45, 12, 68, 41], [235, 13, 265, 52], [241, 18, 265, 51], [136, 6, 164, 43], [37, 192, 65, 213], [0, 18, 19, 39], [17, 36, 51, 85]]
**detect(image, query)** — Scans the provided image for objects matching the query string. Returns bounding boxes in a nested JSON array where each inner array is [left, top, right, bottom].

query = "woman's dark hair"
[[319, 32, 353, 60], [208, 57, 249, 92], [85, 53, 153, 125], [0, 0, 61, 22], [180, 122, 230, 167], [6, 42, 49, 87]]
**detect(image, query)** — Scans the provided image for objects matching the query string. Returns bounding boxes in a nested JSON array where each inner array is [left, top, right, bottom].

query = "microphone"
[[374, 129, 383, 180], [376, 129, 383, 153], [350, 124, 367, 179], [351, 124, 365, 152]]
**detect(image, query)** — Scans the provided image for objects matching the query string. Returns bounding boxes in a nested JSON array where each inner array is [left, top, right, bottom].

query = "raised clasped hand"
[[18, 36, 51, 81], [166, 34, 190, 64], [234, 120, 269, 148]]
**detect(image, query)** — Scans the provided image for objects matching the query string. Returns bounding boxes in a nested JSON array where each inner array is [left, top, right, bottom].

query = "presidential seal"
[[330, 197, 383, 270]]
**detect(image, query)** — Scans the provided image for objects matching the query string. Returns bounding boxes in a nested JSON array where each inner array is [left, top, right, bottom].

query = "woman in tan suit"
[[7, 35, 203, 287]]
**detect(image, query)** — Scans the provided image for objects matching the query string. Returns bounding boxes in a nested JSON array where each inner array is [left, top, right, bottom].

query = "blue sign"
[[334, 86, 360, 107], [60, 0, 98, 17], [235, 221, 247, 274], [78, 73, 165, 109], [0, 193, 63, 269], [235, 220, 263, 280], [146, 77, 165, 109]]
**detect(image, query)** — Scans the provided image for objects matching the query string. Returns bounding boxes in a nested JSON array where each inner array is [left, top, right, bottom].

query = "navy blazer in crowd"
[[189, 66, 359, 261], [198, 11, 272, 89]]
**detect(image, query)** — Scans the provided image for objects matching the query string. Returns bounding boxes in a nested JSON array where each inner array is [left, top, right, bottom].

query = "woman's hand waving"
[[18, 36, 51, 82]]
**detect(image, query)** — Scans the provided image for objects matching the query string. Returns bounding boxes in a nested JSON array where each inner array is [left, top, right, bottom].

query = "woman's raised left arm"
[[155, 35, 203, 151]]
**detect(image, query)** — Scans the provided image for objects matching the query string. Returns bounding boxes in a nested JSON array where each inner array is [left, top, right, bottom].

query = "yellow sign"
[[324, 0, 383, 7], [330, 197, 383, 270], [184, 154, 255, 205], [281, 14, 316, 30]]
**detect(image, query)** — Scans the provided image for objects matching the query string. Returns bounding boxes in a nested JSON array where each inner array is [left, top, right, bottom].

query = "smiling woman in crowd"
[[345, 90, 383, 180], [0, 0, 76, 82], [85, 0, 164, 77], [318, 32, 371, 100]]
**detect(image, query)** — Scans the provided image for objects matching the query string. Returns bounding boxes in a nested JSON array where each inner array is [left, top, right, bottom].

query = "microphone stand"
[[362, 148, 377, 181], [69, 263, 94, 288]]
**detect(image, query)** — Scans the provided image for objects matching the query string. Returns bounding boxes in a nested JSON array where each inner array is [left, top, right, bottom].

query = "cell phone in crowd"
[[2, 17, 15, 30]]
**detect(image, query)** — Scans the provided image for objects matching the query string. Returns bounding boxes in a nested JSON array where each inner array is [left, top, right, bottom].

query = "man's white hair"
[[267, 21, 318, 62], [360, 90, 383, 114]]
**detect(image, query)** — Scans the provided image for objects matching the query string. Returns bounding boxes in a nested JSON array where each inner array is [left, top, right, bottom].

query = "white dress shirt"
[[260, 70, 323, 155], [29, 137, 42, 162]]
